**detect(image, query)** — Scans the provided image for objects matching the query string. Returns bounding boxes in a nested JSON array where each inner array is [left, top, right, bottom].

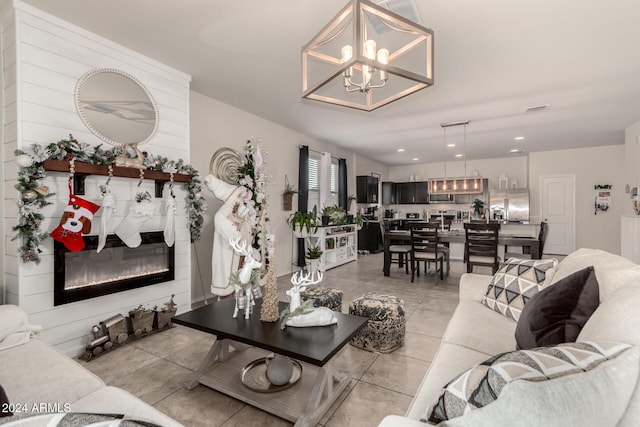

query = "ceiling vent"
[[525, 104, 550, 113], [371, 0, 422, 34]]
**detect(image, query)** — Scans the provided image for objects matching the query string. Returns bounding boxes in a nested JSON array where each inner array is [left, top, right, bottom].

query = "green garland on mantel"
[[13, 135, 207, 264]]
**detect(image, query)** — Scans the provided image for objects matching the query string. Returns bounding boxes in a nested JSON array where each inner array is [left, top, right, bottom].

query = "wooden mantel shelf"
[[43, 159, 192, 197]]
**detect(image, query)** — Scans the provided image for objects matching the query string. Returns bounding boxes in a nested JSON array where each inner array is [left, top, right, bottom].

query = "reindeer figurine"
[[229, 236, 262, 319], [287, 270, 324, 312], [282, 270, 337, 328]]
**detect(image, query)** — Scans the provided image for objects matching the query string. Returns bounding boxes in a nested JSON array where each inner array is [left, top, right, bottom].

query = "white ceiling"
[[23, 0, 640, 166]]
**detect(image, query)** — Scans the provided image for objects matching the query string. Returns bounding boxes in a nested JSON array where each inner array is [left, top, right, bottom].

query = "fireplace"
[[54, 231, 175, 306]]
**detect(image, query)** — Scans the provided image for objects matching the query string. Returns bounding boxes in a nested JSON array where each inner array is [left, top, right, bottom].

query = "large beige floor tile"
[[332, 344, 379, 379], [221, 404, 293, 427], [80, 343, 161, 382], [323, 381, 413, 427], [405, 309, 451, 338], [153, 385, 245, 427], [361, 353, 431, 396], [130, 325, 211, 358], [108, 358, 193, 405]]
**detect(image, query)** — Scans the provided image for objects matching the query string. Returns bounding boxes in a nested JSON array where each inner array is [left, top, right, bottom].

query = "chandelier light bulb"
[[363, 39, 377, 59], [341, 45, 353, 62]]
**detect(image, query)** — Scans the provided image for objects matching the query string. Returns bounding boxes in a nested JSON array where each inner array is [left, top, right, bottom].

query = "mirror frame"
[[75, 68, 159, 147]]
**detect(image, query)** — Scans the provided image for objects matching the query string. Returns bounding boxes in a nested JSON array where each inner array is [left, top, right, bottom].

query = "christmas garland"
[[13, 136, 206, 263]]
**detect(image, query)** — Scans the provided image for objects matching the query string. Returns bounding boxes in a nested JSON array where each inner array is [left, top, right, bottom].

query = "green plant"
[[321, 204, 346, 224], [305, 245, 323, 259], [283, 175, 297, 195], [354, 213, 365, 228], [287, 211, 319, 234], [472, 198, 485, 213]]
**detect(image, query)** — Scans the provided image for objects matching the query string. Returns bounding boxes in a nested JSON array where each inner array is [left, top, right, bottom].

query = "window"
[[307, 154, 339, 213]]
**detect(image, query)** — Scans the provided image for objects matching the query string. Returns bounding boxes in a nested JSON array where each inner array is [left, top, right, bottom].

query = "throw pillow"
[[515, 266, 599, 350], [0, 412, 163, 426], [424, 341, 632, 425], [0, 385, 11, 417], [481, 258, 558, 321]]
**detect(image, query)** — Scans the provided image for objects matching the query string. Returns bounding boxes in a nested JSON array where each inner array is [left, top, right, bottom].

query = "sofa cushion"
[[481, 258, 558, 321], [425, 341, 635, 425], [0, 305, 42, 351], [0, 339, 104, 405], [442, 300, 517, 356], [405, 343, 493, 421], [72, 387, 183, 427], [515, 266, 599, 350]]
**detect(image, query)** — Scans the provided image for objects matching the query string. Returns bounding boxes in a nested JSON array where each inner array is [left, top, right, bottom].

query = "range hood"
[[428, 177, 484, 195]]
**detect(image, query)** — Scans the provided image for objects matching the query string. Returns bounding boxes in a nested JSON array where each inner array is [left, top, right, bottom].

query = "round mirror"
[[75, 68, 159, 147]]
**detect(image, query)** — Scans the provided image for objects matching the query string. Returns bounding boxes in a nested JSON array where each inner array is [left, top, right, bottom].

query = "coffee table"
[[172, 298, 367, 426]]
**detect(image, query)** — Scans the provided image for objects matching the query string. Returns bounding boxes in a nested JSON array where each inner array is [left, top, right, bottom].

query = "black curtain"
[[338, 158, 347, 210], [297, 146, 309, 267]]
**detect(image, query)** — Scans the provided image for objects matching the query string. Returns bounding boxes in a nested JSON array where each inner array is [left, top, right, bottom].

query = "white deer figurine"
[[287, 270, 324, 312], [229, 236, 262, 319], [284, 270, 337, 328]]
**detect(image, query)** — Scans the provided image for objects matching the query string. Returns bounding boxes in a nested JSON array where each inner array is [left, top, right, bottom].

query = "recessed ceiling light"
[[455, 153, 463, 158], [514, 136, 525, 141], [447, 143, 456, 147], [397, 148, 405, 152], [510, 149, 523, 153], [412, 157, 419, 161]]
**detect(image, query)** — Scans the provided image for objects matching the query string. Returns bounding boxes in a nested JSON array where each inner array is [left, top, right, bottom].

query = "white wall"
[[625, 119, 640, 215], [189, 91, 356, 303], [529, 145, 625, 254], [2, 2, 191, 356]]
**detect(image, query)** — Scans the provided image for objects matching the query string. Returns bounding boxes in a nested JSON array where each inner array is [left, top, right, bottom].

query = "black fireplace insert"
[[54, 231, 175, 306]]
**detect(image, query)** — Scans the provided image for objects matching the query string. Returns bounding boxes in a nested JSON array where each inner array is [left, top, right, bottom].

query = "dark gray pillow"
[[515, 266, 599, 350]]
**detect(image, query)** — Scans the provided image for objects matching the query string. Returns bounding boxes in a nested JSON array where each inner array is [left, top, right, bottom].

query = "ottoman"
[[301, 287, 343, 312], [349, 293, 406, 353]]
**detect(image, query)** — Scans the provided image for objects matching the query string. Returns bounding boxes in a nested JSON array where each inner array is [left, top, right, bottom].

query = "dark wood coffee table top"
[[172, 298, 368, 366]]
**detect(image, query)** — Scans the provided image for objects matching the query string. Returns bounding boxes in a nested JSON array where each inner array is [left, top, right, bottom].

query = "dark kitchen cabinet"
[[382, 181, 398, 205], [357, 221, 383, 253], [357, 175, 379, 203], [398, 181, 429, 204]]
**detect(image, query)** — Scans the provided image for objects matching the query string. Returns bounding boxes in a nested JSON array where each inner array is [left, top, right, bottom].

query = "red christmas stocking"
[[51, 189, 101, 252]]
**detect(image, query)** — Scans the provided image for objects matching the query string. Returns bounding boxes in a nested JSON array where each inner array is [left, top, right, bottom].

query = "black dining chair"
[[464, 222, 501, 274], [410, 223, 445, 284], [504, 221, 548, 260], [380, 221, 412, 274]]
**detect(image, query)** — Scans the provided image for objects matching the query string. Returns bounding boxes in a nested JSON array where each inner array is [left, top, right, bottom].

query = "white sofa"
[[0, 305, 182, 426], [380, 248, 640, 426]]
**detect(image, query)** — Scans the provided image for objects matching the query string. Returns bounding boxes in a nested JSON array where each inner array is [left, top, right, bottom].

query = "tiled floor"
[[80, 252, 469, 426]]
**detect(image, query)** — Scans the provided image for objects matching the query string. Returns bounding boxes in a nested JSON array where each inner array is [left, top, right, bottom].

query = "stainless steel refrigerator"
[[489, 188, 530, 222]]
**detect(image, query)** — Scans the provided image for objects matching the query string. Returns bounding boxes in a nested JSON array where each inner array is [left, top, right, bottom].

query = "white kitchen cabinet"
[[621, 215, 640, 263]]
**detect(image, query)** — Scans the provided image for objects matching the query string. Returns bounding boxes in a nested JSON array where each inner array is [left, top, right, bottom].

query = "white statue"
[[229, 237, 262, 319], [204, 174, 254, 296], [282, 270, 336, 328]]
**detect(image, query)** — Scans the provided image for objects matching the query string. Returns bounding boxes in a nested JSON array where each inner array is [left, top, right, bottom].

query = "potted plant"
[[354, 213, 365, 230], [305, 243, 323, 274], [472, 198, 485, 219], [321, 204, 346, 226], [282, 175, 297, 211], [288, 210, 318, 238]]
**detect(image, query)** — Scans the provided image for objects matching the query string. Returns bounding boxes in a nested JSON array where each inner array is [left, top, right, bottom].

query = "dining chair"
[[410, 224, 445, 283], [380, 221, 412, 274], [504, 221, 548, 260], [428, 220, 451, 275], [464, 222, 501, 274]]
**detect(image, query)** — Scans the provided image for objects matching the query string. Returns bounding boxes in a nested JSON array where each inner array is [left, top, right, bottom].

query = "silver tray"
[[241, 357, 302, 393]]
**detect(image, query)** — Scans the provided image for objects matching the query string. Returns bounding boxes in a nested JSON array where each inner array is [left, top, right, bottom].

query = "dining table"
[[383, 229, 540, 276]]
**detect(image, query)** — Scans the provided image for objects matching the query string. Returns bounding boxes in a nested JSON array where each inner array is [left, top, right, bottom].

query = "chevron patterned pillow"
[[425, 341, 633, 424], [481, 258, 558, 321]]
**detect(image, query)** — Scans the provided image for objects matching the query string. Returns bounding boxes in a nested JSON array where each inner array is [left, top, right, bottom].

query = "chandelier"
[[302, 0, 434, 111], [428, 120, 484, 194]]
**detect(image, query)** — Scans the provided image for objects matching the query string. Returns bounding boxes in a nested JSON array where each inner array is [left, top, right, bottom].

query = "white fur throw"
[[0, 305, 41, 351]]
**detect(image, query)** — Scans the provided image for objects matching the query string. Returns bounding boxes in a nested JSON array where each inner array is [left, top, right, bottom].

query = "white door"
[[540, 175, 575, 255]]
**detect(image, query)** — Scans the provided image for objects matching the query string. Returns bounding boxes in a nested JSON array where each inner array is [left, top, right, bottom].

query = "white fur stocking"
[[115, 199, 155, 248]]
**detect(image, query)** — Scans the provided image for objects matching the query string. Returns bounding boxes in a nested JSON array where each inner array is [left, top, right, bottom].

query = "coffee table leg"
[[295, 359, 349, 427], [186, 338, 251, 389]]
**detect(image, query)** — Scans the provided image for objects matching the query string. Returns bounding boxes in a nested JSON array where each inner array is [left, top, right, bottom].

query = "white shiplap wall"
[[2, 1, 192, 356]]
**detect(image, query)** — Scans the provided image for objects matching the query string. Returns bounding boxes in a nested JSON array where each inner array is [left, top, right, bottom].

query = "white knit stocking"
[[115, 199, 155, 248]]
